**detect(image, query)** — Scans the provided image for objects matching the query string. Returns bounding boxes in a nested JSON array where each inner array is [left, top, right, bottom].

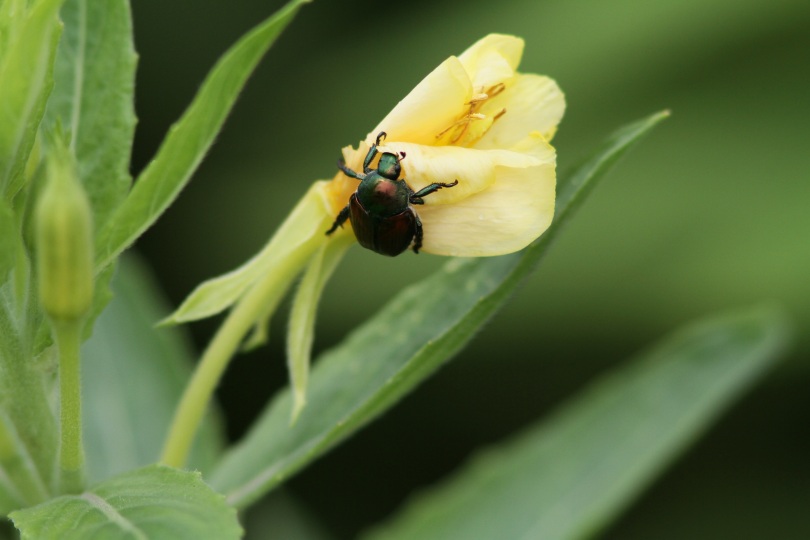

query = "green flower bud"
[[35, 143, 94, 322]]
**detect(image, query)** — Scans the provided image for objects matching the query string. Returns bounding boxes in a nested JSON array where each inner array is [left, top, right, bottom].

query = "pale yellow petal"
[[417, 160, 556, 257], [385, 141, 550, 205], [477, 73, 565, 147], [457, 34, 524, 90], [368, 57, 472, 146]]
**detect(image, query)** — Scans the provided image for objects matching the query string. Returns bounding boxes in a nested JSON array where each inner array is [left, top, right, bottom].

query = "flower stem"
[[53, 319, 85, 493], [160, 237, 323, 468]]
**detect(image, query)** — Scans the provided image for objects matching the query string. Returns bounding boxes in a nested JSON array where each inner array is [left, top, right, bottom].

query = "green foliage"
[[287, 236, 352, 421], [93, 0, 311, 271], [10, 465, 242, 540], [82, 257, 224, 484], [43, 0, 137, 231], [0, 0, 309, 528], [0, 411, 50, 513], [208, 112, 670, 507], [0, 0, 62, 200], [161, 180, 330, 325], [0, 200, 15, 278], [362, 307, 790, 539], [0, 0, 798, 536], [31, 0, 136, 358]]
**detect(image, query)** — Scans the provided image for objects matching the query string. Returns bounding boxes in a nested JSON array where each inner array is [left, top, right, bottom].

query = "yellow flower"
[[161, 34, 564, 461], [325, 33, 564, 256]]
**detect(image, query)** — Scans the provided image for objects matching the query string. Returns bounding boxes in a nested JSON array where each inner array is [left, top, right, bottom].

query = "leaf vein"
[[80, 492, 147, 540]]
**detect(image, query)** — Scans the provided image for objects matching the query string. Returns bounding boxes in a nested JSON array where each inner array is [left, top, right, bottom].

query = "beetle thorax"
[[356, 175, 410, 217]]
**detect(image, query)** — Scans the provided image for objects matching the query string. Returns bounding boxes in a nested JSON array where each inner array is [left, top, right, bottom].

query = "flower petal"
[[457, 34, 524, 90], [368, 57, 472, 146], [162, 182, 333, 324], [478, 73, 566, 146], [417, 154, 556, 257], [385, 141, 551, 205]]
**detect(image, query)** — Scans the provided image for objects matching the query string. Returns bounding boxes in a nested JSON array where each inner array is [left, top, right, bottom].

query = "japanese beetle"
[[326, 132, 458, 256]]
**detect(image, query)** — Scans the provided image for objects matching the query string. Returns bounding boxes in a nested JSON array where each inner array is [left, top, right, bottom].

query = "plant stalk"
[[53, 319, 85, 493], [160, 239, 322, 468]]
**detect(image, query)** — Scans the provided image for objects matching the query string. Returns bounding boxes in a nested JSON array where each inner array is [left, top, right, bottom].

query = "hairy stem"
[[53, 320, 85, 493]]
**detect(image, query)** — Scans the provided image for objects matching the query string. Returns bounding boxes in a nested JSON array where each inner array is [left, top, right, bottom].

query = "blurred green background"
[[129, 0, 809, 537]]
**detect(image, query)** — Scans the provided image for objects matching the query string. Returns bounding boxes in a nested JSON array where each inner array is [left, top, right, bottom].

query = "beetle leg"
[[325, 204, 351, 235], [412, 212, 423, 254], [410, 179, 459, 202], [337, 160, 365, 180], [362, 131, 387, 173]]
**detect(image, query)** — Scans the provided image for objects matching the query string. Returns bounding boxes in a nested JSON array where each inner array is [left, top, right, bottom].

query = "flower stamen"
[[435, 83, 508, 145]]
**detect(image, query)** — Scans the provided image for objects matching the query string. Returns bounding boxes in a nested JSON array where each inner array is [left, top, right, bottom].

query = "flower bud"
[[35, 143, 94, 322]]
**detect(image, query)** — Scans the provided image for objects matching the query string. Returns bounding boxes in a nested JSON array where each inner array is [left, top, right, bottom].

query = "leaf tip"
[[155, 314, 177, 328], [654, 109, 672, 122]]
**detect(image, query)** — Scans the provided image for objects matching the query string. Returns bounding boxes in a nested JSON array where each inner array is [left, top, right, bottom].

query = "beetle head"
[[377, 152, 402, 181]]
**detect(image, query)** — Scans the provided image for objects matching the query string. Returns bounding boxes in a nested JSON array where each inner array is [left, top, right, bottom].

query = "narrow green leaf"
[[93, 0, 310, 271], [0, 0, 63, 199], [209, 111, 670, 507], [162, 180, 330, 325], [362, 307, 791, 540], [44, 0, 137, 230], [0, 199, 15, 278], [287, 236, 351, 422], [10, 464, 242, 539], [82, 256, 224, 484], [0, 0, 27, 53]]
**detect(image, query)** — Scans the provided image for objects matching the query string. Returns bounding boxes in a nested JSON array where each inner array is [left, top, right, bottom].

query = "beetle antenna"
[[398, 151, 407, 161]]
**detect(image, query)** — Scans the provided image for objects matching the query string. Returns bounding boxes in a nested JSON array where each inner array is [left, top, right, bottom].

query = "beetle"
[[326, 132, 458, 256]]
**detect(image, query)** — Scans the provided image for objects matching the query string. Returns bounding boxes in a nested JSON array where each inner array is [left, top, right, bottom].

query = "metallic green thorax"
[[326, 131, 458, 256]]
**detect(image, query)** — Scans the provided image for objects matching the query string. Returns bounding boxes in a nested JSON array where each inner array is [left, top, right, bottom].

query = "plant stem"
[[160, 239, 321, 468], [53, 319, 85, 493]]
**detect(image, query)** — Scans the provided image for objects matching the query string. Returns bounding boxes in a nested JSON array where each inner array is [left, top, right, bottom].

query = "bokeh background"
[[129, 0, 809, 538]]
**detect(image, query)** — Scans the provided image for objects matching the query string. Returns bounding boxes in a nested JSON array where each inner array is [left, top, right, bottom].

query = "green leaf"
[[44, 0, 137, 230], [0, 410, 50, 513], [10, 464, 242, 539], [287, 236, 351, 422], [362, 307, 792, 540], [25, 0, 136, 358], [82, 256, 224, 484], [0, 0, 26, 53], [0, 0, 63, 200], [162, 180, 330, 325], [209, 111, 671, 508], [0, 200, 15, 279], [93, 0, 311, 271]]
